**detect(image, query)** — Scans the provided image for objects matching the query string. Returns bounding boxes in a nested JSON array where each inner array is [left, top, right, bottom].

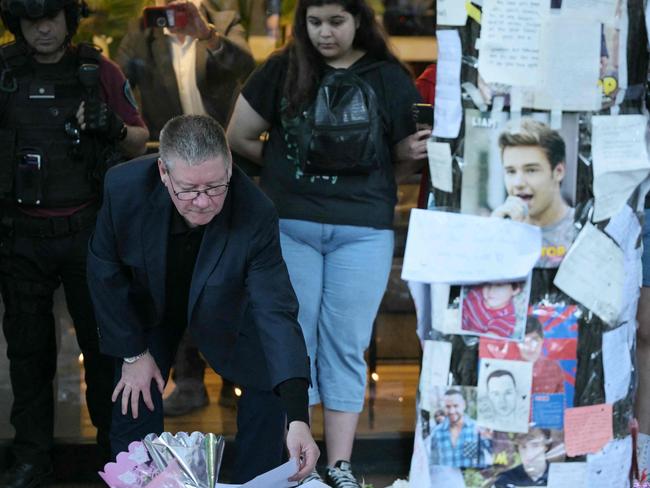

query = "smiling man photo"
[[491, 119, 576, 268]]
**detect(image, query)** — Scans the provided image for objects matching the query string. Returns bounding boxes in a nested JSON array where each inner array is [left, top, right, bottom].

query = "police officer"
[[0, 1, 148, 487]]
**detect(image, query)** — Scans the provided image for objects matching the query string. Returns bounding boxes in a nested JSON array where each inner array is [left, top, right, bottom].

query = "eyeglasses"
[[167, 173, 230, 201]]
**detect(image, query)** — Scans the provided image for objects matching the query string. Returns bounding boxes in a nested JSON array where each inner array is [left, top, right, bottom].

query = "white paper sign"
[[402, 210, 542, 284], [554, 222, 624, 325], [592, 115, 650, 222], [420, 341, 453, 409], [427, 140, 453, 192], [477, 0, 545, 86], [215, 459, 300, 488], [602, 322, 633, 403], [533, 17, 601, 111], [437, 0, 468, 25], [433, 30, 463, 139], [586, 437, 632, 487], [562, 0, 618, 22], [547, 462, 587, 488]]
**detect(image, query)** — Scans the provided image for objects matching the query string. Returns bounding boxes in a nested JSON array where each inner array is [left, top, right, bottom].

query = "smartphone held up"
[[143, 4, 189, 29], [412, 103, 434, 130]]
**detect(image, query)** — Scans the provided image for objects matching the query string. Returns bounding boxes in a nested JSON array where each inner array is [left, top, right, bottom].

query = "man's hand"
[[491, 195, 528, 222], [76, 100, 125, 141], [167, 1, 213, 40], [286, 421, 320, 482], [112, 351, 165, 419]]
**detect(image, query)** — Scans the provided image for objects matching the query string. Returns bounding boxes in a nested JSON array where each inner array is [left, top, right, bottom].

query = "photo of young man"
[[429, 388, 493, 469], [519, 317, 565, 394], [491, 119, 577, 268], [479, 305, 579, 430], [494, 428, 553, 487]]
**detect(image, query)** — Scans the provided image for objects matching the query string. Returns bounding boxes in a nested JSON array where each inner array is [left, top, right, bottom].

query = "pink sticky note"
[[564, 404, 613, 456]]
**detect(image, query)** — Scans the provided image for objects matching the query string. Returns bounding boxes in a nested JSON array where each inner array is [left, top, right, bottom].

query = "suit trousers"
[[109, 323, 287, 484], [0, 223, 114, 467]]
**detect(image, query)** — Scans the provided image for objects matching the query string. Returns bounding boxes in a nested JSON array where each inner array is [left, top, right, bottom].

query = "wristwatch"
[[124, 349, 148, 364]]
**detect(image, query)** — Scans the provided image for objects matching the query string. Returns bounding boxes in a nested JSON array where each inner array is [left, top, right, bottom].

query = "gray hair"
[[159, 115, 232, 171]]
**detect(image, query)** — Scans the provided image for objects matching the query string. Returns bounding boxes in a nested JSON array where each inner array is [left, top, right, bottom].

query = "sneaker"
[[299, 470, 325, 485], [163, 383, 209, 417], [325, 460, 361, 488]]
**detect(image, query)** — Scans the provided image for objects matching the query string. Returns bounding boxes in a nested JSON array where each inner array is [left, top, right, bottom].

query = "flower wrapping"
[[99, 432, 225, 488]]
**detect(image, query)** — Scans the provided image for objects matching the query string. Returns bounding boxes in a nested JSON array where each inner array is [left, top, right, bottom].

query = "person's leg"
[[109, 323, 180, 457], [318, 225, 393, 470], [59, 226, 114, 464], [279, 219, 324, 406], [164, 330, 209, 416], [231, 386, 286, 484], [0, 234, 60, 487]]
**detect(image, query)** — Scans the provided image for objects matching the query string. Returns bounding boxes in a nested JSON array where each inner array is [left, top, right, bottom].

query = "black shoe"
[[163, 383, 209, 417], [0, 463, 53, 488]]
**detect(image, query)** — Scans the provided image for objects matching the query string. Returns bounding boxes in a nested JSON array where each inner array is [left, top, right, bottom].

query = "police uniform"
[[0, 40, 146, 469]]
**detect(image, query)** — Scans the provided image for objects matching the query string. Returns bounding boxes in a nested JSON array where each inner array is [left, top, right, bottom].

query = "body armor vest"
[[0, 42, 106, 208]]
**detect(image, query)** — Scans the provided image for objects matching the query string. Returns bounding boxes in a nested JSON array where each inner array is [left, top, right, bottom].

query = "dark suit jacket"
[[116, 0, 256, 139], [87, 155, 309, 391]]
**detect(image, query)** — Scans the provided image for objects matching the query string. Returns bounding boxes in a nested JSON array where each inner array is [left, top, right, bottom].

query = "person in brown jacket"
[[116, 0, 255, 139]]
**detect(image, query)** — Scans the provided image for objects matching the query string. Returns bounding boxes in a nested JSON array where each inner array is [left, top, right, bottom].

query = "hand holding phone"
[[143, 4, 189, 29]]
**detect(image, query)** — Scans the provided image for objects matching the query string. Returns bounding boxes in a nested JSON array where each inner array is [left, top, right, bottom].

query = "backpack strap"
[[349, 60, 390, 136]]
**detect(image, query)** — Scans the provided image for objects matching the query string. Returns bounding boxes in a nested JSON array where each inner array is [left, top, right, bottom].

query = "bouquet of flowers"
[[99, 432, 225, 488]]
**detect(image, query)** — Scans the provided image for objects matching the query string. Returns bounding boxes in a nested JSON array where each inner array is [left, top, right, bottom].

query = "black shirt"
[[163, 209, 308, 425], [241, 51, 421, 230]]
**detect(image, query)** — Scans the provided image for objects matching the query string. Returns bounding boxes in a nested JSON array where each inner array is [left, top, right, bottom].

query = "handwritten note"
[[402, 210, 542, 284], [478, 0, 545, 86], [564, 404, 613, 456], [602, 323, 633, 403], [427, 141, 453, 193], [533, 17, 601, 111], [554, 222, 624, 326], [586, 437, 632, 486], [547, 462, 587, 488], [591, 115, 650, 222], [433, 30, 463, 139], [437, 0, 468, 25]]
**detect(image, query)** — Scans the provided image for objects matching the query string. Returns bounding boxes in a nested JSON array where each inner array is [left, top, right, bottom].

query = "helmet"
[[0, 0, 88, 42]]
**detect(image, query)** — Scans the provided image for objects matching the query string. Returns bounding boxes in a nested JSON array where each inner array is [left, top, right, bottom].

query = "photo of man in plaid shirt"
[[430, 389, 492, 468]]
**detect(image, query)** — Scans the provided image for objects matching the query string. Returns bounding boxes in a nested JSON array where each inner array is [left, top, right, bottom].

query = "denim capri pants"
[[279, 218, 394, 413]]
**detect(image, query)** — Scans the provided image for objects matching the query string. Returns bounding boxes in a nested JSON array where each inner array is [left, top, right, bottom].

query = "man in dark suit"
[[86, 114, 318, 484]]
